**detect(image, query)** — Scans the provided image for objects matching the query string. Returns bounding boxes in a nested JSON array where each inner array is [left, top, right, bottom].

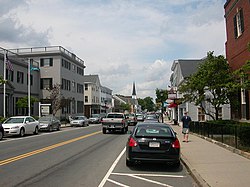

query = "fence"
[[189, 121, 250, 152]]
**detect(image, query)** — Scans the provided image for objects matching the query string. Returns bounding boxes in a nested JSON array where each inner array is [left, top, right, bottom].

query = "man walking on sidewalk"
[[181, 111, 191, 142]]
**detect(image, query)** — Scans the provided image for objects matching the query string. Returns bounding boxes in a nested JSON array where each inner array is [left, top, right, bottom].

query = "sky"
[[0, 0, 227, 100]]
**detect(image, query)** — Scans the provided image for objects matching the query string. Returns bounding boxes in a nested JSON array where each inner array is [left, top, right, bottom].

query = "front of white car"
[[70, 116, 88, 127], [2, 117, 25, 136]]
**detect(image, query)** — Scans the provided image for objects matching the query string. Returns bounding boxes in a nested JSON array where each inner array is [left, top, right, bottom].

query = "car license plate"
[[149, 142, 160, 148]]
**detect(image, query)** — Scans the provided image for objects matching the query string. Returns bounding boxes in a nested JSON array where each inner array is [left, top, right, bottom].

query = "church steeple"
[[132, 82, 136, 99]]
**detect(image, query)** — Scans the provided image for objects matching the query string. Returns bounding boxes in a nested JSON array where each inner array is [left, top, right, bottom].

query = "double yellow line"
[[0, 131, 101, 166]]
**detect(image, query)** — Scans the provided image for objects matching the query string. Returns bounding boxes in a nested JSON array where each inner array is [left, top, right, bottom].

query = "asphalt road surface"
[[0, 124, 197, 187]]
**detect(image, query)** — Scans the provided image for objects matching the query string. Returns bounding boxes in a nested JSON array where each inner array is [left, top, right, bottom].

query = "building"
[[169, 59, 231, 122], [224, 0, 250, 120], [8, 46, 86, 119], [0, 47, 40, 117], [100, 86, 112, 114]]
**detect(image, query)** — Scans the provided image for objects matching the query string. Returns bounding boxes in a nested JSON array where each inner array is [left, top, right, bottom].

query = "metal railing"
[[190, 121, 250, 152]]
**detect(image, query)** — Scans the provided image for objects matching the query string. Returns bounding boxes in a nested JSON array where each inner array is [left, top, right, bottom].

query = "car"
[[89, 114, 101, 124], [0, 123, 4, 140], [136, 114, 145, 122], [126, 113, 137, 126], [126, 122, 180, 167], [70, 116, 89, 127], [38, 115, 61, 132], [144, 114, 159, 122], [2, 116, 40, 137]]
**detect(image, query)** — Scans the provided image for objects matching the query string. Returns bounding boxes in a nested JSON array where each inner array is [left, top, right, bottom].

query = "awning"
[[168, 103, 178, 108]]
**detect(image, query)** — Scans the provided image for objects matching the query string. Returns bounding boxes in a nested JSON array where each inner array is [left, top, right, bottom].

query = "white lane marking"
[[130, 175, 173, 187], [112, 172, 185, 178], [107, 179, 130, 187], [98, 146, 126, 187]]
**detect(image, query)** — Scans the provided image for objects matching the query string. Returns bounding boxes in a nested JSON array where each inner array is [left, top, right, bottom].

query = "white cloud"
[[0, 0, 226, 100]]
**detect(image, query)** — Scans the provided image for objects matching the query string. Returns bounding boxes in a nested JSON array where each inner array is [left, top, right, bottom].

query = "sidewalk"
[[166, 121, 250, 187]]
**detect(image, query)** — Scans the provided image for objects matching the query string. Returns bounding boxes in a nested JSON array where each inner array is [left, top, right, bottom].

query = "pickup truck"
[[101, 113, 128, 134]]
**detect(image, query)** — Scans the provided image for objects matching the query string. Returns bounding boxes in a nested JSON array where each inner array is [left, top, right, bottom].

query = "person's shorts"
[[182, 128, 189, 134]]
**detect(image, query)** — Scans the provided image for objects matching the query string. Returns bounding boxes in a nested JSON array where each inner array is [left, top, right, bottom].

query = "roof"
[[178, 59, 204, 78], [83, 75, 100, 84]]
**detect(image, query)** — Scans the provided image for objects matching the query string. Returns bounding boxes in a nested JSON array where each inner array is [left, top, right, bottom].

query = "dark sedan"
[[126, 122, 180, 167]]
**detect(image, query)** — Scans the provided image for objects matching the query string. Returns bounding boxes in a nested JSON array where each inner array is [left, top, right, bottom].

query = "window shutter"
[[50, 58, 53, 66], [240, 9, 244, 33], [233, 15, 237, 38], [40, 79, 43, 89]]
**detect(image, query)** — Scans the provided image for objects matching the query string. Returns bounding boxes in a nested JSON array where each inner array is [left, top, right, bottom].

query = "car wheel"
[[126, 159, 134, 167], [121, 128, 125, 134], [102, 128, 106, 134], [0, 131, 3, 140], [49, 125, 53, 132], [19, 128, 25, 137], [57, 125, 61, 131], [33, 126, 39, 135]]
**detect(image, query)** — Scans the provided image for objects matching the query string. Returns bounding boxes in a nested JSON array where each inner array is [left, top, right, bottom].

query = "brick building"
[[224, 0, 250, 120]]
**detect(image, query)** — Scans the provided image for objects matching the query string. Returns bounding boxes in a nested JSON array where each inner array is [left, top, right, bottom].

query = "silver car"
[[39, 115, 61, 132], [70, 116, 89, 127], [2, 116, 40, 137]]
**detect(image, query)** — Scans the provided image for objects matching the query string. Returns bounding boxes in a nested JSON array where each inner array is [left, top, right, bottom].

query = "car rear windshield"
[[135, 126, 173, 137], [107, 114, 124, 118]]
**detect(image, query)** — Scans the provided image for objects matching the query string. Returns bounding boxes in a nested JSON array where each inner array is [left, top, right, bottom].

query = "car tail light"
[[128, 137, 138, 147], [172, 139, 180, 148]]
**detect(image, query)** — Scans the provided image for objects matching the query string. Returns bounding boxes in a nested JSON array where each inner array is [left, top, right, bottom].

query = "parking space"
[[100, 147, 197, 187]]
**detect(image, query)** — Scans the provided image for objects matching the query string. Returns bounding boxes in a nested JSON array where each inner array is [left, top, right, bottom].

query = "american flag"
[[5, 53, 14, 71]]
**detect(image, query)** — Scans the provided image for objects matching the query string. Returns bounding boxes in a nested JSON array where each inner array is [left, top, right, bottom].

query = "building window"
[[72, 81, 76, 92], [17, 71, 24, 84], [85, 84, 88, 90], [77, 83, 84, 93], [6, 69, 14, 81], [61, 59, 71, 70], [40, 78, 52, 89], [234, 9, 244, 38], [61, 78, 71, 91], [85, 96, 88, 102], [77, 67, 84, 76], [77, 101, 84, 113], [41, 58, 53, 67]]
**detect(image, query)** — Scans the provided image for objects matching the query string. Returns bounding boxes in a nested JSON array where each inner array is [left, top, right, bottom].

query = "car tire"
[[49, 125, 53, 132], [57, 125, 61, 131], [102, 128, 106, 134], [126, 159, 134, 167], [0, 131, 3, 140], [33, 126, 39, 135], [19, 128, 25, 137]]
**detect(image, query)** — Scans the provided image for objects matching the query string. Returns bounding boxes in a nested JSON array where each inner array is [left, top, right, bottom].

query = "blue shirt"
[[181, 115, 191, 128]]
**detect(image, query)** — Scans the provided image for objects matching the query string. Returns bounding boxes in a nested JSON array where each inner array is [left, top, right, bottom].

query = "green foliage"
[[16, 96, 39, 108], [0, 116, 6, 123], [179, 51, 239, 120], [138, 97, 155, 112], [0, 76, 6, 85], [120, 103, 131, 111], [155, 89, 168, 104]]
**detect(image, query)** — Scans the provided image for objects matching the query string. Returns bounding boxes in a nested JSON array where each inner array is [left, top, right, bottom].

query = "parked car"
[[126, 122, 180, 167], [70, 116, 89, 127], [0, 123, 4, 140], [38, 115, 61, 132], [2, 116, 40, 137], [89, 114, 101, 124], [126, 113, 137, 126]]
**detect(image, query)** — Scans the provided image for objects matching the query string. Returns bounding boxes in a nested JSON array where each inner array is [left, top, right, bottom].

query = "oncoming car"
[[70, 116, 89, 127], [126, 122, 180, 167], [2, 116, 40, 137]]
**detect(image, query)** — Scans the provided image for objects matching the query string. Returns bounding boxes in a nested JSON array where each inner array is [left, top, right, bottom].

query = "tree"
[[138, 97, 155, 112], [46, 83, 63, 116], [120, 103, 131, 112], [178, 51, 239, 120], [16, 96, 39, 115], [0, 76, 6, 85], [155, 89, 168, 122]]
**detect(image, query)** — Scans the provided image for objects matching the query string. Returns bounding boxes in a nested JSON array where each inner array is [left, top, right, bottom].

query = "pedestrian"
[[181, 111, 191, 142]]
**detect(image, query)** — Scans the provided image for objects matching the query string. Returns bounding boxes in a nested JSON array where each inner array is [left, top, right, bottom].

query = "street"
[[0, 124, 197, 187]]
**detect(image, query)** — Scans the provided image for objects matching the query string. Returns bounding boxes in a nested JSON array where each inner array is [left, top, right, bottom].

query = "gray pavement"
[[166, 120, 250, 187]]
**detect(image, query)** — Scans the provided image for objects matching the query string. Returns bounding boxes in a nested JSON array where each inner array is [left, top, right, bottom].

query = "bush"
[[238, 125, 250, 147]]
